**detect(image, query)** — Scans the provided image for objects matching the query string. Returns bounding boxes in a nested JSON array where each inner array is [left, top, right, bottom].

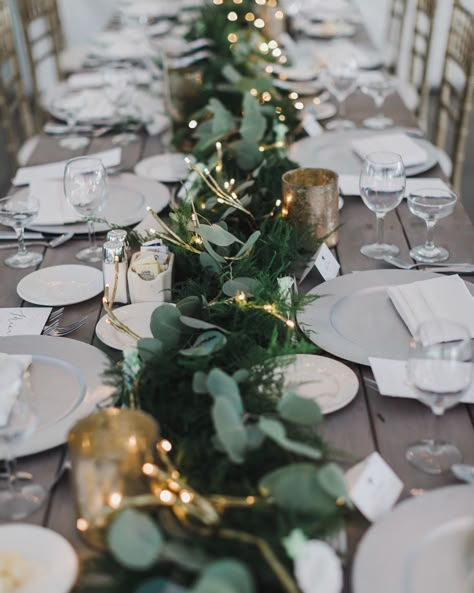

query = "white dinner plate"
[[0, 524, 78, 593], [353, 484, 474, 593], [17, 265, 103, 307], [290, 131, 439, 177], [28, 175, 170, 235], [297, 269, 474, 365], [0, 336, 111, 456], [274, 354, 359, 414], [303, 21, 357, 38], [273, 79, 323, 96], [134, 153, 194, 183], [95, 302, 160, 350], [312, 102, 338, 120]]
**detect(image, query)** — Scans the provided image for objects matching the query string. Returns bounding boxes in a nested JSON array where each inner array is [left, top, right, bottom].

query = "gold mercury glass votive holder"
[[281, 168, 339, 247], [68, 408, 159, 549]]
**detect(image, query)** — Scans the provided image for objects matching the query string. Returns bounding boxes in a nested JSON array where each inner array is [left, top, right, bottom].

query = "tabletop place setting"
[[0, 0, 473, 592]]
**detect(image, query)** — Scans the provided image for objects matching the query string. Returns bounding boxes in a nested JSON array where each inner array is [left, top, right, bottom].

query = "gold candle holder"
[[282, 168, 339, 247], [68, 408, 159, 549]]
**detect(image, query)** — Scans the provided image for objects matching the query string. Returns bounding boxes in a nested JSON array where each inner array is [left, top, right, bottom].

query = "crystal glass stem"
[[88, 219, 97, 253], [15, 224, 27, 257], [424, 219, 436, 252], [376, 213, 385, 245]]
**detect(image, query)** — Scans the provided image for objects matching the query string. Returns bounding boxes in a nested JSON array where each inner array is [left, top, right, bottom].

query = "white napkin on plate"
[[352, 133, 428, 167], [68, 69, 151, 90], [387, 275, 474, 342], [339, 175, 450, 197], [0, 354, 32, 426], [29, 180, 80, 225], [369, 357, 474, 403], [13, 148, 122, 186]]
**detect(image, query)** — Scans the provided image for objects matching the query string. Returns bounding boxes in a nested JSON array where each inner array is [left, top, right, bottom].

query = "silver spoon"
[[0, 232, 74, 250], [383, 255, 474, 270], [451, 463, 474, 484]]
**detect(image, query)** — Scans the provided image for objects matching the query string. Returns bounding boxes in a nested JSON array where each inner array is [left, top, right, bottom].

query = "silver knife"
[[0, 231, 44, 240], [424, 266, 474, 274]]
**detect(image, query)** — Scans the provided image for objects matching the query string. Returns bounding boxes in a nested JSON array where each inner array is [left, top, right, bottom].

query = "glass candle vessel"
[[68, 408, 159, 549], [282, 168, 339, 247]]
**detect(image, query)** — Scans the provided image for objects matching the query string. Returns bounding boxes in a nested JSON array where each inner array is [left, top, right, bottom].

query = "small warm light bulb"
[[259, 42, 268, 52], [254, 18, 265, 28], [263, 304, 274, 312], [246, 496, 256, 504], [142, 462, 155, 476], [268, 40, 278, 49], [286, 319, 295, 329], [294, 101, 304, 110], [275, 9, 284, 18], [188, 119, 198, 129], [275, 199, 282, 206], [237, 291, 247, 302], [272, 48, 282, 57], [279, 55, 288, 64], [262, 91, 272, 102], [289, 91, 298, 100], [108, 492, 123, 509], [245, 11, 255, 21], [286, 193, 293, 203], [76, 518, 89, 531], [159, 439, 172, 453], [227, 11, 238, 21], [213, 0, 223, 4], [180, 490, 194, 504], [265, 65, 274, 74], [250, 88, 258, 96], [281, 206, 288, 216], [278, 114, 286, 121], [228, 32, 238, 42], [159, 489, 174, 504]]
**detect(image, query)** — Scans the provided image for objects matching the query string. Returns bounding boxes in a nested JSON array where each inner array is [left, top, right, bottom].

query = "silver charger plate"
[[289, 130, 439, 177], [0, 336, 112, 457], [297, 269, 474, 366], [352, 484, 474, 593]]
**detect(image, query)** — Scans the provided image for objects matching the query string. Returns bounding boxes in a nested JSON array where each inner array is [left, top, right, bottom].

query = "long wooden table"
[[1, 17, 474, 593]]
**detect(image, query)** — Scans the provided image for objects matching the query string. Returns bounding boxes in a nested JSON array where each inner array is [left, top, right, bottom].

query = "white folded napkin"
[[387, 275, 474, 342], [68, 69, 151, 90], [369, 357, 474, 404], [0, 354, 32, 426], [29, 180, 80, 225], [352, 133, 428, 167], [13, 148, 122, 186], [339, 175, 450, 197]]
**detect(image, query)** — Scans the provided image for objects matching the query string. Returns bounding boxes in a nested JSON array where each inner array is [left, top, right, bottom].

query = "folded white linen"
[[352, 133, 428, 168], [387, 275, 474, 343], [29, 180, 80, 225], [68, 70, 151, 90], [0, 354, 32, 426], [369, 357, 474, 403], [339, 175, 450, 197], [13, 148, 122, 186]]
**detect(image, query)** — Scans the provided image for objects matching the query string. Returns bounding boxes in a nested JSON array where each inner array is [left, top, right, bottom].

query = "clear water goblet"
[[321, 54, 358, 131], [52, 90, 89, 150], [407, 188, 457, 263], [0, 359, 46, 520], [406, 320, 473, 475], [360, 73, 394, 129], [103, 62, 139, 145], [0, 195, 42, 268], [64, 157, 108, 263], [359, 151, 406, 259]]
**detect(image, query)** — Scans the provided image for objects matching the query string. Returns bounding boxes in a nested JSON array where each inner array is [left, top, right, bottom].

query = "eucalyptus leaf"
[[232, 369, 250, 383], [246, 424, 265, 450], [201, 237, 226, 263], [207, 368, 243, 413], [221, 64, 242, 83], [197, 224, 242, 247], [222, 277, 262, 298], [180, 331, 227, 357], [192, 370, 208, 394], [177, 296, 207, 319], [192, 559, 255, 593], [180, 316, 229, 333], [135, 578, 188, 593], [258, 417, 322, 460], [240, 93, 266, 144], [230, 139, 263, 171], [212, 398, 247, 463], [107, 509, 163, 570], [235, 231, 261, 258], [150, 305, 182, 349], [208, 98, 235, 137], [162, 541, 210, 572], [200, 251, 221, 274], [259, 463, 337, 516], [137, 338, 163, 363], [277, 391, 322, 425], [317, 463, 352, 507]]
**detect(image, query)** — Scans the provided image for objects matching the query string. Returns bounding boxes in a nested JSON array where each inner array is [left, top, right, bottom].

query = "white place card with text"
[[0, 308, 51, 337], [300, 243, 340, 284], [345, 451, 403, 522]]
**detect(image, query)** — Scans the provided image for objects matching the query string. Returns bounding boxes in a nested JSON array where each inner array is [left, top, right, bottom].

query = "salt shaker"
[[102, 240, 129, 304]]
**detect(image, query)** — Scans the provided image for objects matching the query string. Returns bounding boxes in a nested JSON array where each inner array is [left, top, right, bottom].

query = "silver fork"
[[42, 316, 88, 337]]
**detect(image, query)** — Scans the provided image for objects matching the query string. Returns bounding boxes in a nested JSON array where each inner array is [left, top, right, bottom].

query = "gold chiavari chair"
[[434, 0, 474, 194], [0, 0, 36, 171], [386, 0, 408, 73], [18, 0, 63, 128]]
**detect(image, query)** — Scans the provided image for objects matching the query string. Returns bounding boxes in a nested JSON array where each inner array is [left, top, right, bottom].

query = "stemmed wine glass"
[[52, 90, 89, 150], [0, 195, 42, 268], [359, 151, 406, 259], [103, 62, 139, 145], [321, 54, 358, 131], [360, 72, 394, 129], [0, 359, 45, 520], [64, 157, 108, 263], [406, 320, 473, 474], [407, 188, 457, 262]]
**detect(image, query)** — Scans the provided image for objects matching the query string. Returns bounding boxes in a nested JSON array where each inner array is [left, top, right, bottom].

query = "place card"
[[369, 357, 474, 404], [0, 308, 52, 337], [299, 243, 340, 284], [345, 451, 403, 522]]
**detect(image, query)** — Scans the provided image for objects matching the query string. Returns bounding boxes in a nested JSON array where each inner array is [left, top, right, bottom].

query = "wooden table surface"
[[1, 15, 474, 593]]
